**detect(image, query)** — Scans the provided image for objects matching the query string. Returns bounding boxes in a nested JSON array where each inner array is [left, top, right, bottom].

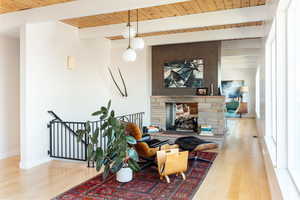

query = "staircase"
[[47, 111, 144, 166]]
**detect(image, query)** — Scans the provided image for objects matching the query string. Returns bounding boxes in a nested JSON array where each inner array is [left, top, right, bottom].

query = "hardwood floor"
[[195, 119, 271, 200], [0, 119, 271, 200]]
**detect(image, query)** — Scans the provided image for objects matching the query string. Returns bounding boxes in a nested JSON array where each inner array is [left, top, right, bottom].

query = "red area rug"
[[53, 152, 217, 200]]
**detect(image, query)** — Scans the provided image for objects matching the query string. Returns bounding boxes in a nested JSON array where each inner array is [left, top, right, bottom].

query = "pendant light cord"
[[127, 10, 130, 26], [128, 10, 131, 49], [136, 9, 139, 37]]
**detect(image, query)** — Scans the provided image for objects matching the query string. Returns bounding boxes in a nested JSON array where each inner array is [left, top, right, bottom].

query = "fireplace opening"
[[166, 103, 198, 132]]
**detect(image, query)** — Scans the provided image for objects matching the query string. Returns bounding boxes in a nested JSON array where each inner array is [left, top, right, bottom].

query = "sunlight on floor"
[[0, 119, 270, 200]]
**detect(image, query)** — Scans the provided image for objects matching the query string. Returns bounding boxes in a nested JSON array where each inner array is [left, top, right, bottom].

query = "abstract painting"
[[221, 80, 244, 99], [164, 59, 204, 88]]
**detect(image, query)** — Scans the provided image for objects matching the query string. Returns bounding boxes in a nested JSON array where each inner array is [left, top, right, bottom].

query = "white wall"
[[20, 22, 111, 169], [0, 36, 20, 159], [256, 42, 266, 136], [221, 39, 262, 118], [109, 46, 152, 125]]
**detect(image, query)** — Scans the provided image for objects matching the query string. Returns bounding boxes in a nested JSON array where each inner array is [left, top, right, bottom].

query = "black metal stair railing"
[[47, 111, 144, 163]]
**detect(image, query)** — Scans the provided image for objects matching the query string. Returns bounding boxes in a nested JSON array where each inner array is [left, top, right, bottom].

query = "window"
[[287, 0, 300, 190], [265, 21, 277, 165], [271, 40, 277, 144], [264, 0, 300, 195], [255, 68, 260, 118]]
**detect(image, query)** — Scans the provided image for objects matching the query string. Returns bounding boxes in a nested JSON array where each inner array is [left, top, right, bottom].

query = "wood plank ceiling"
[[0, 0, 73, 14], [107, 21, 264, 40], [62, 0, 266, 29]]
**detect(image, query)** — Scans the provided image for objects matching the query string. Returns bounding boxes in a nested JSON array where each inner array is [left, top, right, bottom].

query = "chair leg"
[[190, 157, 212, 163], [165, 175, 170, 183], [180, 172, 186, 180], [138, 161, 157, 170], [189, 151, 212, 163]]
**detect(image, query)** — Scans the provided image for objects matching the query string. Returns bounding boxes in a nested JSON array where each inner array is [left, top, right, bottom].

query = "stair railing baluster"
[[48, 111, 144, 164]]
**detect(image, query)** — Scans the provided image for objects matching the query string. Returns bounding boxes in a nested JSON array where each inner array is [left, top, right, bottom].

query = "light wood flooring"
[[0, 119, 271, 200]]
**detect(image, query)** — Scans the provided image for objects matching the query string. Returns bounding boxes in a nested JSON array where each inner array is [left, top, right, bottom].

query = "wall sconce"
[[66, 56, 76, 70]]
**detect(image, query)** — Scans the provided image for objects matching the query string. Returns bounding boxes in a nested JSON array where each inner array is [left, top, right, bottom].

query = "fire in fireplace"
[[166, 103, 198, 132]]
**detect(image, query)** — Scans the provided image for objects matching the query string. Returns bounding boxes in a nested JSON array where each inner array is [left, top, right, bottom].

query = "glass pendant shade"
[[122, 48, 137, 62], [122, 25, 136, 39], [132, 37, 145, 50]]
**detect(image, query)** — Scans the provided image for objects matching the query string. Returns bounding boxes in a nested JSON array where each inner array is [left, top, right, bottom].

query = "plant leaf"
[[110, 159, 123, 173], [85, 121, 91, 133], [128, 159, 140, 172], [110, 118, 117, 127], [107, 100, 111, 111], [91, 128, 99, 144], [109, 152, 117, 161], [119, 149, 126, 158], [100, 113, 108, 120], [101, 106, 108, 114], [87, 144, 94, 161], [103, 158, 109, 165], [103, 165, 110, 180], [96, 159, 103, 171], [95, 147, 103, 160], [92, 110, 102, 116], [126, 136, 136, 144], [103, 127, 112, 137], [107, 133, 116, 147], [110, 110, 115, 118], [101, 121, 109, 130], [76, 129, 86, 142], [127, 148, 139, 161]]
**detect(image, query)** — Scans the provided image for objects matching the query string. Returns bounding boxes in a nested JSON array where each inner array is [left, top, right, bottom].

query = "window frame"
[[265, 20, 277, 166], [286, 0, 300, 191]]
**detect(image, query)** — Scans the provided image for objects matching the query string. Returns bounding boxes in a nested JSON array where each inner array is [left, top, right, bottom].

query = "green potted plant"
[[77, 100, 140, 182]]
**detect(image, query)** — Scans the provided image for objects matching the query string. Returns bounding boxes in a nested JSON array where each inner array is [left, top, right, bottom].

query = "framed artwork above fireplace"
[[163, 59, 204, 88]]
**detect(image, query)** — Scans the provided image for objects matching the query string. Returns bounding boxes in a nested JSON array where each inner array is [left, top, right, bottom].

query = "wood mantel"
[[151, 95, 225, 98]]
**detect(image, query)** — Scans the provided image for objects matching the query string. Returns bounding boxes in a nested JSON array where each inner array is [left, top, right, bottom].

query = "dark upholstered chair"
[[175, 136, 218, 163], [125, 123, 179, 169]]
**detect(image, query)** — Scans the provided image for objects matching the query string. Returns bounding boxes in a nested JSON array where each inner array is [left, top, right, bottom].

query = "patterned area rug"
[[53, 152, 217, 200]]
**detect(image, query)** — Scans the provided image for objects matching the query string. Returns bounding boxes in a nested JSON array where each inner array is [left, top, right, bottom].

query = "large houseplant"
[[77, 100, 140, 181]]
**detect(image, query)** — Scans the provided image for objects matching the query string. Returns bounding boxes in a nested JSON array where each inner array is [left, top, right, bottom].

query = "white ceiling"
[[221, 39, 262, 69], [0, 0, 188, 36], [0, 0, 272, 44], [111, 26, 265, 48], [79, 6, 270, 39]]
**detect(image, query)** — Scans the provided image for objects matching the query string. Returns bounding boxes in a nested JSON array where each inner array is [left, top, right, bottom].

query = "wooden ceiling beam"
[[0, 0, 188, 36], [62, 0, 266, 29], [109, 26, 264, 47], [78, 6, 269, 39], [0, 0, 73, 14], [106, 21, 264, 40]]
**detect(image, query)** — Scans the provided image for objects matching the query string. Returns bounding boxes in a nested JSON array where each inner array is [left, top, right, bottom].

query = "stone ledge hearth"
[[150, 96, 226, 136]]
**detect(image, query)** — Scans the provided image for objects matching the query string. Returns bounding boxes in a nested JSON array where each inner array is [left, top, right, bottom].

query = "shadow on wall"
[[0, 36, 20, 159]]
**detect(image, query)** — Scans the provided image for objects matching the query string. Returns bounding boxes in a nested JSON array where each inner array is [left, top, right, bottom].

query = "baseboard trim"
[[0, 150, 19, 160], [258, 138, 283, 200]]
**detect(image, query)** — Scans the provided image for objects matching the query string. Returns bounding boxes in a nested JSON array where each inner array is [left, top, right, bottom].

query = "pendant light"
[[132, 9, 145, 50], [122, 10, 136, 39], [122, 10, 136, 62]]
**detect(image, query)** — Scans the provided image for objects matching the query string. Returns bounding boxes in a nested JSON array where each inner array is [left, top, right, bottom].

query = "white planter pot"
[[116, 167, 133, 183]]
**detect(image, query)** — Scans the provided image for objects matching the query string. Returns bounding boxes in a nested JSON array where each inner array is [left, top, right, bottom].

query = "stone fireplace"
[[150, 96, 226, 137], [166, 103, 198, 132]]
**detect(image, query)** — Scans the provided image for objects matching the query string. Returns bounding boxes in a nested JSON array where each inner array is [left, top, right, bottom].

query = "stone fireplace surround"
[[166, 102, 198, 132], [150, 96, 226, 137]]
